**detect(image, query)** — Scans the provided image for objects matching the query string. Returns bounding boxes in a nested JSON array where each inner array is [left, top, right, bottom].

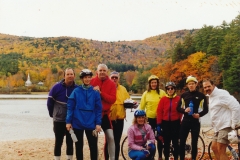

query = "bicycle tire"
[[208, 141, 213, 160], [121, 136, 129, 160], [208, 141, 239, 160], [184, 133, 205, 160]]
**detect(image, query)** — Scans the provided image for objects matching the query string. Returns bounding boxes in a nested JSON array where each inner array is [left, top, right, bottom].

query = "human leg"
[[179, 121, 191, 160], [112, 119, 124, 160], [171, 120, 180, 160], [74, 129, 84, 160], [65, 126, 73, 159], [147, 143, 156, 160], [190, 122, 200, 160], [148, 118, 158, 158], [215, 127, 232, 160], [162, 120, 171, 160], [129, 150, 147, 160], [85, 130, 98, 160], [102, 115, 115, 160], [53, 121, 66, 157]]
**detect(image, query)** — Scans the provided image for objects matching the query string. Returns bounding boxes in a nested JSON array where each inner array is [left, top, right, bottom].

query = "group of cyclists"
[[47, 64, 134, 160], [49, 63, 240, 160], [128, 74, 208, 160]]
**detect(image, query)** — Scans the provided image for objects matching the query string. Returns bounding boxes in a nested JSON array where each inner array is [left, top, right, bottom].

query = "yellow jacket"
[[139, 89, 166, 118], [109, 84, 130, 120]]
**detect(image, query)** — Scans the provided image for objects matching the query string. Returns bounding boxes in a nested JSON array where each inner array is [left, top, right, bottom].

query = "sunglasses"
[[111, 76, 118, 79], [167, 87, 174, 90]]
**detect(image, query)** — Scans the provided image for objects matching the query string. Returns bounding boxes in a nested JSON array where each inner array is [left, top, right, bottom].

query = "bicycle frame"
[[202, 127, 240, 160]]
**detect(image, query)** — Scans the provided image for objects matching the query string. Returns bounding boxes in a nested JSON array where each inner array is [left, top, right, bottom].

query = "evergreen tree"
[[224, 54, 240, 93]]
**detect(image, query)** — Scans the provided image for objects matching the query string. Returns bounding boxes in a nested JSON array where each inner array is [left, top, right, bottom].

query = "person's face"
[[97, 66, 108, 80], [203, 81, 215, 95], [166, 86, 175, 96], [150, 80, 158, 90], [82, 75, 92, 86], [136, 116, 145, 125], [187, 81, 197, 92], [110, 74, 119, 85], [64, 69, 75, 84]]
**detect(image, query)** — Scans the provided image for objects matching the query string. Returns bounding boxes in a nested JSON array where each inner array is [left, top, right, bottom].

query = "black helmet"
[[79, 69, 93, 79], [165, 82, 176, 89]]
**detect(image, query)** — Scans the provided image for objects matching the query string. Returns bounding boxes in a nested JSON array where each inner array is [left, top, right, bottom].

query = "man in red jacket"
[[90, 63, 116, 160]]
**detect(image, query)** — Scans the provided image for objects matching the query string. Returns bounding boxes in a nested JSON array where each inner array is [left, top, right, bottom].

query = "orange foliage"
[[124, 71, 137, 85]]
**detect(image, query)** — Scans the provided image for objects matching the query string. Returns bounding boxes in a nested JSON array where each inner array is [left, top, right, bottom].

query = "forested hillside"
[[0, 29, 196, 92], [0, 13, 240, 100]]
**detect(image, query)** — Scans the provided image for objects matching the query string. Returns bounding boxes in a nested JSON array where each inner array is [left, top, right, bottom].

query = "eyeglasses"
[[166, 87, 174, 91], [111, 76, 118, 79]]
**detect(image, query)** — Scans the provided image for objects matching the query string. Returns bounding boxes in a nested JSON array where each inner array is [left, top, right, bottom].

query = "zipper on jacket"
[[169, 99, 172, 121]]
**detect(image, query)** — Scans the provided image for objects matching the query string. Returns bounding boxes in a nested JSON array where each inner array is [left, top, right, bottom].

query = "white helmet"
[[228, 130, 239, 144]]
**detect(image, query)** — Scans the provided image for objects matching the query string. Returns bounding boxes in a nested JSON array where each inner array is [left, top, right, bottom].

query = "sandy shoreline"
[[0, 135, 129, 160], [0, 127, 214, 160]]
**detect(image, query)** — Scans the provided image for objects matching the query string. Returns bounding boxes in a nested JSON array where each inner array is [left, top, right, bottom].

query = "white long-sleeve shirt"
[[209, 87, 240, 132]]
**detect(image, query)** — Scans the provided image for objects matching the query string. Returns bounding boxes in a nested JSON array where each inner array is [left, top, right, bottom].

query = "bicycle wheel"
[[185, 132, 205, 160], [208, 141, 239, 160], [121, 136, 131, 160]]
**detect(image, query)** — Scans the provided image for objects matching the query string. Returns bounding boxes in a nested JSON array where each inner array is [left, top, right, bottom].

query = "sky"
[[0, 0, 240, 42]]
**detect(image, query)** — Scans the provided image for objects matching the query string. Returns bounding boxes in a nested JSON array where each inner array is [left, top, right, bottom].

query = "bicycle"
[[202, 127, 240, 160], [121, 131, 205, 160]]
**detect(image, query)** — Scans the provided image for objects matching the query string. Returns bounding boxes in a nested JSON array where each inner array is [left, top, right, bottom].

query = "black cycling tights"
[[74, 129, 98, 160], [53, 121, 73, 156], [179, 120, 200, 160]]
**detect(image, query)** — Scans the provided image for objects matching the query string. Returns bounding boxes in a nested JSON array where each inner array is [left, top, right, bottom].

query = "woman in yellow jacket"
[[139, 75, 166, 160], [105, 71, 131, 160]]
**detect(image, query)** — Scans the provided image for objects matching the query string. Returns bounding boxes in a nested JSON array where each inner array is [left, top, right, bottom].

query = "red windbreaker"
[[157, 95, 182, 124], [90, 75, 116, 116]]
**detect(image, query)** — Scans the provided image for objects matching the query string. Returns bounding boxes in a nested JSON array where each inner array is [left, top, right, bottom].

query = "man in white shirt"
[[203, 79, 240, 160]]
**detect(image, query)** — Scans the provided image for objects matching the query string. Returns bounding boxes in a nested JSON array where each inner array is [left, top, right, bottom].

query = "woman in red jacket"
[[156, 82, 182, 160]]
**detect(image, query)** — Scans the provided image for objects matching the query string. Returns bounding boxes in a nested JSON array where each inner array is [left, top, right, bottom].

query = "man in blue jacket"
[[47, 68, 77, 160]]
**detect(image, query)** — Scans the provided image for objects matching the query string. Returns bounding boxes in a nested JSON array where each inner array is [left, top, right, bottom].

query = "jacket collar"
[[60, 79, 76, 87], [210, 86, 218, 97]]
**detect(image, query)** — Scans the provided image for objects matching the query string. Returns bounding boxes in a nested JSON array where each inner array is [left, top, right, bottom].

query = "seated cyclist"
[[127, 110, 156, 160]]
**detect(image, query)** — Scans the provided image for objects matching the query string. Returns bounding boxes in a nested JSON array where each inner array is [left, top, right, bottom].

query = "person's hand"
[[146, 140, 152, 150], [231, 123, 236, 130], [93, 86, 101, 93], [185, 107, 191, 113], [142, 149, 150, 157], [192, 113, 199, 119], [133, 101, 138, 109], [66, 124, 72, 131], [95, 125, 102, 133]]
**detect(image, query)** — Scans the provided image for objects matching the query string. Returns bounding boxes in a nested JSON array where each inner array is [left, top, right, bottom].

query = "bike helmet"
[[148, 75, 159, 82], [186, 75, 198, 84], [79, 69, 93, 79], [165, 82, 176, 89], [124, 99, 138, 108], [228, 130, 238, 144], [134, 110, 146, 117]]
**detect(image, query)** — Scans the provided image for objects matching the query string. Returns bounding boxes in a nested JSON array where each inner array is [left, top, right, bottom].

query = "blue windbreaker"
[[66, 85, 102, 130]]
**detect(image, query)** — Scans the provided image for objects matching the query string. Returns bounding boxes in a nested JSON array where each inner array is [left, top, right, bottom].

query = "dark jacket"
[[177, 90, 208, 122], [47, 79, 77, 122], [66, 85, 102, 130]]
